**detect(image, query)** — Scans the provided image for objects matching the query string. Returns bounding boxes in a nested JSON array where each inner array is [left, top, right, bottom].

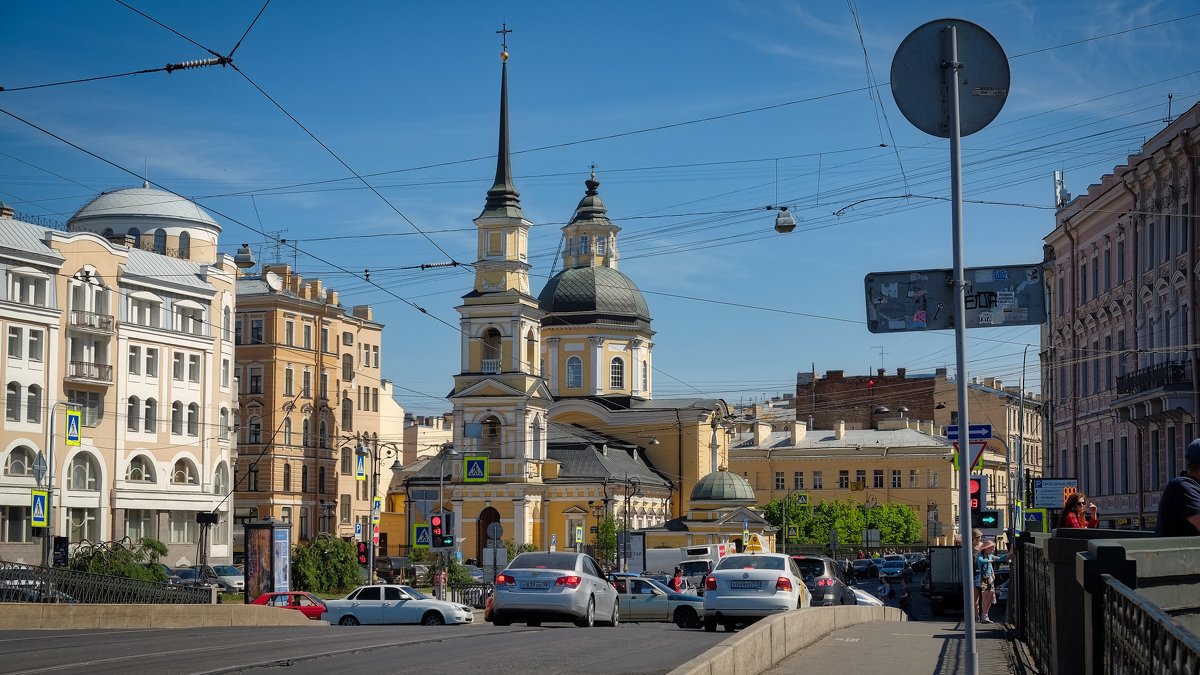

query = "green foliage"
[[592, 516, 618, 569], [67, 537, 169, 582], [291, 534, 361, 593], [502, 538, 538, 564], [762, 497, 922, 546]]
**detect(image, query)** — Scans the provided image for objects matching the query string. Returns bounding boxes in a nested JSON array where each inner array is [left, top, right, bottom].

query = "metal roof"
[[71, 186, 220, 229], [0, 218, 64, 262], [124, 248, 214, 291], [538, 266, 650, 322]]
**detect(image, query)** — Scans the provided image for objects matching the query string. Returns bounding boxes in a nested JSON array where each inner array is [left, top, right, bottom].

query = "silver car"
[[491, 551, 619, 628]]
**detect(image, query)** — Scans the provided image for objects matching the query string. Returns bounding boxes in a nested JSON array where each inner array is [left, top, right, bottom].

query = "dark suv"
[[790, 555, 857, 607], [374, 556, 414, 583]]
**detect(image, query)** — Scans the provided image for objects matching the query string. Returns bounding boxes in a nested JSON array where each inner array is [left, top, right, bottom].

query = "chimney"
[[0, 203, 14, 219], [753, 421, 771, 447], [827, 370, 844, 381], [835, 420, 846, 440], [791, 421, 806, 445], [351, 305, 372, 320], [897, 367, 906, 378]]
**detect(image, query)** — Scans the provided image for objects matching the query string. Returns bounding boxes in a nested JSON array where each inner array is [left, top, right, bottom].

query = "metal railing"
[[481, 359, 501, 374], [0, 561, 211, 604], [1116, 360, 1190, 395], [67, 360, 113, 382], [448, 582, 492, 609], [1104, 575, 1200, 674], [68, 310, 114, 332], [1015, 534, 1053, 672]]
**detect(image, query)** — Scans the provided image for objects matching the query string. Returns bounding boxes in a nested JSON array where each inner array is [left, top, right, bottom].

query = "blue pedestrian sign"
[[371, 497, 381, 525], [355, 453, 366, 481], [31, 490, 48, 528], [463, 456, 489, 483], [65, 410, 81, 446], [413, 524, 431, 549], [946, 424, 991, 441]]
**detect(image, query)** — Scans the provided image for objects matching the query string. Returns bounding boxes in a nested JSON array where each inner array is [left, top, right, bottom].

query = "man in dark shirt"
[[1156, 439, 1200, 536]]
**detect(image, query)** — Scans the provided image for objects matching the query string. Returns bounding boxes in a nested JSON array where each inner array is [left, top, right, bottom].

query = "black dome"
[[538, 266, 651, 328]]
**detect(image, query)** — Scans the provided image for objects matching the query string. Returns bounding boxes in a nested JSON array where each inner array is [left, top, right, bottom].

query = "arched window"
[[566, 356, 583, 389], [25, 384, 41, 423], [247, 416, 262, 444], [219, 407, 230, 440], [318, 467, 327, 493], [172, 459, 197, 485], [187, 403, 199, 436], [223, 307, 231, 341], [642, 360, 648, 392], [283, 464, 292, 492], [342, 398, 353, 431], [68, 453, 100, 490], [171, 401, 184, 435], [129, 228, 142, 249], [302, 415, 311, 447], [102, 227, 114, 240], [144, 398, 158, 433], [282, 417, 293, 445], [153, 229, 167, 253], [319, 420, 328, 449], [482, 328, 502, 373], [127, 456, 155, 483], [482, 416, 502, 456], [178, 231, 190, 259], [5, 446, 34, 477], [5, 382, 19, 421], [214, 463, 228, 496], [610, 357, 625, 390], [127, 396, 141, 431]]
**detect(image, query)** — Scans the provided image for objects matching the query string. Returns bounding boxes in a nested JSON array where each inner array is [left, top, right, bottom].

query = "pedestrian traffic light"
[[356, 541, 368, 565], [972, 509, 1000, 529], [969, 474, 988, 522], [431, 515, 446, 548]]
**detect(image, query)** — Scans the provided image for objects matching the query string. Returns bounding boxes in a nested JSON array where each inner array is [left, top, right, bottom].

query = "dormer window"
[[597, 235, 607, 255], [579, 234, 590, 255]]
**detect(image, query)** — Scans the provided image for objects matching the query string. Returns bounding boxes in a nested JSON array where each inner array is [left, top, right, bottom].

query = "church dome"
[[70, 186, 220, 230], [690, 470, 756, 502], [538, 266, 651, 327]]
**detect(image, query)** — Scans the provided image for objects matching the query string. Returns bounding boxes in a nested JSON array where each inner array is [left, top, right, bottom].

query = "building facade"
[[1045, 102, 1199, 529], [0, 188, 237, 566], [233, 263, 388, 545]]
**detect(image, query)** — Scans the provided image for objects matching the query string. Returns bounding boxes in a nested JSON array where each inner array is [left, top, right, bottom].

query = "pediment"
[[715, 507, 770, 527]]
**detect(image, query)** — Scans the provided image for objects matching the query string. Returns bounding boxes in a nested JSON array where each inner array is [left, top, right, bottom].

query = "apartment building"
[[0, 187, 237, 565]]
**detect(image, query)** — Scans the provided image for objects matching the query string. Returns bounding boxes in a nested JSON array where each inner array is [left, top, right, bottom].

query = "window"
[[856, 469, 866, 487], [144, 398, 157, 433], [179, 231, 190, 258], [609, 357, 625, 389], [282, 417, 293, 446], [247, 467, 259, 491], [25, 385, 40, 423], [127, 456, 154, 483], [281, 506, 292, 524], [214, 464, 228, 496], [283, 320, 294, 346], [642, 360, 648, 392], [1091, 256, 1098, 298], [146, 348, 159, 378], [1079, 262, 1087, 303], [340, 494, 351, 523], [169, 511, 197, 544], [909, 469, 918, 488], [177, 306, 203, 335], [67, 390, 102, 427], [173, 353, 185, 381], [248, 417, 262, 444], [7, 327, 22, 359], [838, 470, 849, 489], [1117, 240, 1126, 283], [579, 234, 590, 254], [341, 447, 353, 474], [342, 354, 353, 380], [127, 396, 141, 431], [1, 506, 32, 543], [303, 325, 312, 349], [302, 371, 311, 398], [235, 318, 244, 344], [173, 459, 197, 485], [283, 464, 292, 492], [223, 307, 232, 341], [372, 388, 379, 411], [793, 472, 804, 489], [566, 357, 583, 389], [68, 453, 99, 490], [1104, 249, 1111, 291], [873, 469, 884, 488], [597, 235, 607, 255], [342, 331, 353, 346], [126, 509, 152, 541], [319, 420, 328, 448], [130, 297, 160, 327], [4, 447, 33, 477], [342, 398, 353, 430], [27, 330, 42, 362], [221, 358, 229, 388], [302, 416, 311, 447], [774, 472, 785, 490], [6, 382, 19, 421], [154, 229, 166, 253], [128, 346, 142, 375], [219, 408, 230, 440], [320, 372, 328, 399], [372, 345, 380, 368], [171, 401, 184, 435], [67, 507, 98, 542], [10, 272, 49, 307], [187, 403, 199, 436], [250, 319, 264, 344], [891, 469, 902, 488], [188, 355, 201, 383], [249, 367, 263, 394], [321, 328, 329, 353], [812, 471, 823, 489], [928, 470, 940, 488]]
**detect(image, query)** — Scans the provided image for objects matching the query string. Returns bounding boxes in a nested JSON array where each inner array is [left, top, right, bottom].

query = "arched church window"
[[153, 229, 167, 254], [179, 231, 190, 259], [610, 357, 625, 390], [567, 357, 583, 389], [482, 416, 502, 457]]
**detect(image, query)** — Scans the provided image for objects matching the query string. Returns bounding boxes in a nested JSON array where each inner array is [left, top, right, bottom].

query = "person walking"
[[970, 529, 983, 621], [1156, 439, 1200, 536], [976, 539, 1007, 623], [669, 566, 685, 593], [1059, 493, 1099, 528]]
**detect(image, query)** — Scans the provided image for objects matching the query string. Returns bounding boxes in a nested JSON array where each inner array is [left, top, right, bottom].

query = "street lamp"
[[620, 475, 642, 572], [780, 488, 806, 554], [318, 499, 337, 534], [353, 438, 404, 584], [863, 494, 879, 550], [38, 401, 79, 567]]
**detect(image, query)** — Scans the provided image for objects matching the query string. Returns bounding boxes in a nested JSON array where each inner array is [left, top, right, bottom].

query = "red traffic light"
[[356, 541, 368, 565], [867, 379, 876, 388], [431, 515, 443, 536]]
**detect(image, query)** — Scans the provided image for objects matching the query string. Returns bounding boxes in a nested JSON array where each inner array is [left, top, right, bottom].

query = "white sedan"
[[702, 552, 810, 632], [852, 587, 884, 606], [323, 584, 474, 626]]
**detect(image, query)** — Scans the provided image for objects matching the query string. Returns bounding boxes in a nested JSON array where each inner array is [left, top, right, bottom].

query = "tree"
[[760, 496, 922, 547], [67, 537, 168, 582], [592, 516, 618, 570], [291, 534, 361, 593]]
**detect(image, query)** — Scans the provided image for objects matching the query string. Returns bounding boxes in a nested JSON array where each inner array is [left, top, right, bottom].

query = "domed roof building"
[[68, 184, 221, 263], [689, 470, 757, 505]]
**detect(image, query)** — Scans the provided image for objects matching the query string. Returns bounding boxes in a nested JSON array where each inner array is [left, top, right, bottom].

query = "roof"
[[0, 217, 64, 262], [538, 266, 650, 325], [731, 427, 951, 452], [690, 470, 756, 502], [124, 248, 214, 291], [544, 423, 671, 488], [71, 186, 220, 230]]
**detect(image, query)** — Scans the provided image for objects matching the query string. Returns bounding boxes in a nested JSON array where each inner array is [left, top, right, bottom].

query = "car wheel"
[[703, 617, 717, 632], [527, 620, 541, 627], [723, 620, 736, 632], [604, 601, 619, 627], [492, 612, 512, 627], [674, 606, 698, 629], [574, 597, 595, 628], [421, 611, 445, 626], [338, 615, 360, 626]]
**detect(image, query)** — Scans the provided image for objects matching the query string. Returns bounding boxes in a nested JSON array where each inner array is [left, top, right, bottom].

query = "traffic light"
[[969, 474, 988, 523], [431, 515, 449, 548], [972, 509, 1000, 529], [356, 541, 368, 565], [867, 378, 876, 389]]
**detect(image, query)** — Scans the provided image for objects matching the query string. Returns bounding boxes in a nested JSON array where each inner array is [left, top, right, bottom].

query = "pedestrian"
[[1059, 493, 1099, 528], [970, 529, 983, 620], [1156, 438, 1200, 536], [857, 549, 867, 560], [976, 538, 1007, 623], [898, 588, 912, 616], [669, 566, 684, 593]]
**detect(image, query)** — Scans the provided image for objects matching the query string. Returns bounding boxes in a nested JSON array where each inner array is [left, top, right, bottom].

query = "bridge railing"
[[1104, 574, 1200, 674], [0, 560, 212, 604]]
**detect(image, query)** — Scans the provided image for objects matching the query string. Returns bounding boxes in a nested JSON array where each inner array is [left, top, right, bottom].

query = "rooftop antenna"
[[1165, 93, 1174, 124], [144, 158, 149, 189], [264, 230, 286, 265], [871, 345, 887, 372]]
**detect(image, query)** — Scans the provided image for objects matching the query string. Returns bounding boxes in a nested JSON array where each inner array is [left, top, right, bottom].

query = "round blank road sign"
[[487, 521, 504, 541], [891, 18, 1008, 138]]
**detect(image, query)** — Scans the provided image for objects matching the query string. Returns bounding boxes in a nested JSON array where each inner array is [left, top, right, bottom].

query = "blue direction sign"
[[31, 490, 48, 528], [355, 454, 366, 481], [65, 410, 82, 446], [946, 424, 992, 441]]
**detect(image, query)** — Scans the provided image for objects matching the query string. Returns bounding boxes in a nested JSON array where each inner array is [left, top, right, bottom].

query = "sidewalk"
[[765, 618, 1039, 675]]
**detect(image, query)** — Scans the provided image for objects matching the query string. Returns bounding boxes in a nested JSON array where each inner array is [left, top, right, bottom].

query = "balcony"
[[67, 361, 113, 384], [481, 359, 501, 374], [68, 310, 114, 333], [1115, 360, 1190, 396]]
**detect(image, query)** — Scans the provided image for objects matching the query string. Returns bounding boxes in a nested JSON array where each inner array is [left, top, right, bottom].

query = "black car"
[[790, 555, 857, 607], [903, 552, 928, 573], [850, 558, 879, 580], [374, 556, 415, 584]]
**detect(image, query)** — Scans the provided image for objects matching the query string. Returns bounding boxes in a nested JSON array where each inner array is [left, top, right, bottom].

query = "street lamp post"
[[39, 402, 77, 568], [318, 499, 337, 534], [437, 443, 460, 584], [621, 475, 641, 572], [863, 494, 879, 551], [354, 438, 403, 585]]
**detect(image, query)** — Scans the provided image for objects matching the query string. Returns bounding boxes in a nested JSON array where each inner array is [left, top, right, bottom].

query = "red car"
[[250, 591, 327, 620]]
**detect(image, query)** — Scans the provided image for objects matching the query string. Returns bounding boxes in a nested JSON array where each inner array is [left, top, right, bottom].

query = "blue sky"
[[3, 1, 1198, 417]]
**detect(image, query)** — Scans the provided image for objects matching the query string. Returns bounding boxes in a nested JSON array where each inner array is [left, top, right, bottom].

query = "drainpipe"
[[1186, 130, 1198, 455], [1119, 176, 1143, 526]]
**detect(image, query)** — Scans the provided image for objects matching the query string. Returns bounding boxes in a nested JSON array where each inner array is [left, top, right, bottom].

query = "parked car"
[[790, 554, 857, 607], [199, 564, 245, 592], [491, 551, 619, 628], [323, 584, 473, 626], [462, 564, 485, 583], [612, 576, 704, 628], [375, 556, 414, 584], [251, 591, 327, 620], [143, 563, 183, 585], [904, 552, 928, 573], [703, 552, 810, 632], [646, 573, 699, 596], [850, 559, 879, 580], [879, 559, 913, 584], [171, 567, 211, 587]]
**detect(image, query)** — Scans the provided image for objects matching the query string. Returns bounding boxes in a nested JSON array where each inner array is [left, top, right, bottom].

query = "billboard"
[[864, 264, 1046, 333]]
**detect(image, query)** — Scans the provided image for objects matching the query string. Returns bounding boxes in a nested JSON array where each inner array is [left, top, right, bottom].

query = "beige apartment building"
[[233, 262, 391, 545], [0, 188, 238, 566]]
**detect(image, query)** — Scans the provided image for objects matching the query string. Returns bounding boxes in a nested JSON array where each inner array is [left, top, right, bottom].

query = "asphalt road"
[[0, 619, 727, 675]]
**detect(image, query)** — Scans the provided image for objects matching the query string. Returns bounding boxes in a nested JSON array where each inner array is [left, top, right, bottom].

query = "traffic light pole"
[[364, 443, 376, 585]]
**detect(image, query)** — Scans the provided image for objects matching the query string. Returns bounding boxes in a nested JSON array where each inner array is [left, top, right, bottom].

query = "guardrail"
[[0, 561, 211, 604], [1105, 574, 1200, 673], [448, 582, 492, 609]]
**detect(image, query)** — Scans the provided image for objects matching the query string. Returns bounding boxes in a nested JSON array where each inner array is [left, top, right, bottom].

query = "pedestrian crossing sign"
[[355, 453, 366, 481], [65, 410, 81, 446], [372, 497, 381, 525], [413, 523, 431, 549], [463, 456, 489, 483], [31, 490, 47, 528]]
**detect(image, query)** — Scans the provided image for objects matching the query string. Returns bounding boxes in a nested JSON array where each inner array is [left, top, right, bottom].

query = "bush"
[[291, 534, 361, 593], [67, 537, 169, 582]]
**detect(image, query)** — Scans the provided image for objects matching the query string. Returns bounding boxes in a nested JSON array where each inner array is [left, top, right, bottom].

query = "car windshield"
[[510, 553, 578, 570], [400, 586, 430, 599], [679, 561, 709, 576], [175, 569, 198, 579], [791, 559, 826, 578], [212, 565, 241, 575], [643, 578, 675, 594], [717, 555, 784, 571], [881, 562, 905, 569]]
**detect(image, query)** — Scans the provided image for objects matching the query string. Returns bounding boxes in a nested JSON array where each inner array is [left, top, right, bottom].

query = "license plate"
[[730, 580, 760, 589], [520, 581, 550, 589]]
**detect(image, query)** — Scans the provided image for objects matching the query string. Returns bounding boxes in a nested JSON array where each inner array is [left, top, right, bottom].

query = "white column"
[[629, 338, 644, 397], [589, 337, 604, 395], [546, 338, 559, 396]]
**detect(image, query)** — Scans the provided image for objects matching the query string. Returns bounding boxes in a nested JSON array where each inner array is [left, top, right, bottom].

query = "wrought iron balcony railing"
[[68, 310, 114, 332], [1115, 360, 1190, 396]]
